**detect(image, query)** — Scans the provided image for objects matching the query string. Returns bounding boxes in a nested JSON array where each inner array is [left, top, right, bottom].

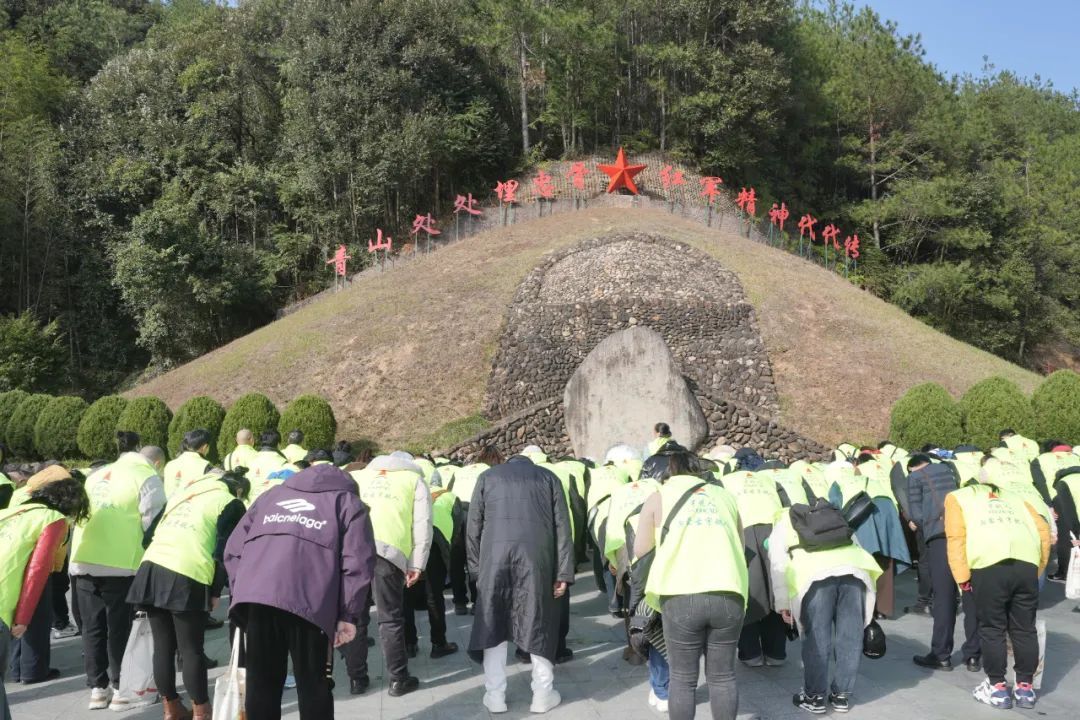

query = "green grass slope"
[[129, 207, 1039, 450]]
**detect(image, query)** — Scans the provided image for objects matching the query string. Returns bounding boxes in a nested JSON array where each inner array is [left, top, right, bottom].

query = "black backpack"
[[789, 499, 853, 553]]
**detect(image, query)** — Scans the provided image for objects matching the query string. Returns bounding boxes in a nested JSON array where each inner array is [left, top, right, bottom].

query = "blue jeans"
[[801, 575, 865, 697], [648, 647, 669, 700], [0, 618, 13, 720]]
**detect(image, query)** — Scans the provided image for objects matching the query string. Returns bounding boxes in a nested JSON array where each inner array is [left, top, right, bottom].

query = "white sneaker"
[[764, 655, 786, 667], [740, 655, 764, 667], [109, 688, 158, 712], [649, 689, 659, 707], [285, 674, 297, 689], [530, 688, 561, 713], [483, 691, 508, 713], [89, 687, 113, 710]]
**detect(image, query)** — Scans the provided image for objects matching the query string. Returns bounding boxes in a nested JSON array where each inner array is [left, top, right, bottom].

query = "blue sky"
[[862, 1, 1079, 92]]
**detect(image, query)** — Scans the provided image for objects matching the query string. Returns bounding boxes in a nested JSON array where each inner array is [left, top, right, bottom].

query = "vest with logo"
[[1004, 434, 1039, 463], [162, 451, 212, 499], [775, 511, 882, 601], [247, 450, 291, 502], [604, 478, 660, 563], [282, 444, 308, 465], [0, 504, 66, 625], [8, 484, 30, 508], [1036, 452, 1078, 501], [538, 462, 577, 540], [448, 463, 488, 506], [430, 488, 457, 542], [758, 467, 808, 506], [854, 461, 897, 504], [557, 459, 588, 502], [789, 460, 830, 501], [617, 458, 644, 482], [435, 464, 459, 489], [141, 475, 234, 585], [224, 444, 258, 472], [645, 475, 748, 611], [1000, 479, 1052, 525], [352, 468, 417, 559], [588, 465, 630, 511], [72, 454, 157, 571], [721, 471, 783, 527], [951, 484, 1041, 570], [951, 452, 984, 487], [413, 458, 437, 485]]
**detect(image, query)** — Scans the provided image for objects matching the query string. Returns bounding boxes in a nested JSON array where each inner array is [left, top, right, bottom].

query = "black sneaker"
[[829, 693, 851, 713], [388, 676, 419, 697], [555, 647, 574, 664], [793, 692, 827, 714], [405, 642, 418, 659], [965, 657, 982, 672], [913, 653, 953, 671], [430, 642, 459, 659], [350, 676, 370, 695], [515, 648, 532, 664]]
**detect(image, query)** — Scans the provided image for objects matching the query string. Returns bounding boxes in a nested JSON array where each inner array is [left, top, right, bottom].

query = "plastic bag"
[[1006, 618, 1046, 690], [213, 629, 246, 720], [116, 613, 158, 709], [1066, 540, 1080, 601]]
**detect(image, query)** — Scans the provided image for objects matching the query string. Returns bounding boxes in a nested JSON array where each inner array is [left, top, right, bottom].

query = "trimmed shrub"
[[168, 396, 226, 461], [279, 395, 337, 452], [6, 394, 52, 459], [960, 377, 1035, 449], [218, 393, 279, 458], [1032, 370, 1080, 443], [890, 383, 964, 450], [34, 396, 89, 459], [0, 389, 29, 446], [116, 396, 173, 452], [78, 396, 129, 460]]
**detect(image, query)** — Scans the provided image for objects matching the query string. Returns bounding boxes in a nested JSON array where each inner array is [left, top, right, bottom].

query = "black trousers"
[[244, 604, 333, 720], [557, 586, 570, 654], [450, 509, 477, 607], [971, 560, 1039, 685], [341, 557, 409, 681], [1053, 490, 1078, 574], [925, 539, 979, 661], [737, 611, 788, 661], [147, 609, 208, 704], [77, 575, 134, 688], [404, 546, 448, 647], [8, 575, 53, 682], [51, 562, 71, 630], [915, 529, 933, 606], [70, 575, 83, 631]]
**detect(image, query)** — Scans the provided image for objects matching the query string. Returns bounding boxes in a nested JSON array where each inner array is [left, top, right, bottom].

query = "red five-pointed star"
[[598, 147, 647, 195]]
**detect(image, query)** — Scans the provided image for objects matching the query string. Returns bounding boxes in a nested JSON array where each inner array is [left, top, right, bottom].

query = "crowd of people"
[[0, 420, 1076, 720]]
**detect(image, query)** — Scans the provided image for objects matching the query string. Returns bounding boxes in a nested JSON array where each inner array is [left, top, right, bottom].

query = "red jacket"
[[14, 519, 67, 627]]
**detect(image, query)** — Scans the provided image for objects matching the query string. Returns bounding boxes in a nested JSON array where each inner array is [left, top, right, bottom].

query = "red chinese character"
[[798, 214, 818, 241], [495, 179, 520, 204], [410, 213, 440, 237], [844, 234, 860, 259], [533, 170, 555, 200], [325, 244, 351, 277], [745, 188, 757, 217], [769, 204, 781, 226], [566, 163, 588, 191], [822, 223, 840, 249], [700, 176, 723, 203], [453, 193, 482, 216], [777, 202, 790, 232], [736, 188, 750, 211], [660, 165, 685, 190], [368, 228, 392, 253]]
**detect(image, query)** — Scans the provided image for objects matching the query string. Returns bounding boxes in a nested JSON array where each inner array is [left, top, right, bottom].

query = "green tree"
[[168, 395, 226, 461], [0, 312, 65, 392], [77, 395, 128, 460], [1031, 370, 1080, 443], [278, 395, 336, 452], [116, 395, 173, 452], [960, 377, 1035, 449], [6, 393, 51, 459], [890, 383, 964, 450], [34, 395, 88, 459], [0, 388, 29, 444], [218, 392, 279, 458]]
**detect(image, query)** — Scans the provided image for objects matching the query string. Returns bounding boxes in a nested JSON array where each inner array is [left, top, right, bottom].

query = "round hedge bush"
[[278, 395, 337, 452], [960, 377, 1035, 449], [34, 396, 89, 459], [77, 396, 129, 460], [116, 396, 173, 452], [168, 395, 226, 461], [0, 389, 29, 446], [1032, 370, 1080, 443], [890, 383, 964, 450], [218, 393, 280, 458], [6, 394, 52, 459]]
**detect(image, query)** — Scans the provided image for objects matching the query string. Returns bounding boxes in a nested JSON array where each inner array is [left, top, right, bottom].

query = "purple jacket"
[[224, 464, 375, 639]]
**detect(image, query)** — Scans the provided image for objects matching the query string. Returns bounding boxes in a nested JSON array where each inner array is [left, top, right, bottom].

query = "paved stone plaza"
[[8, 570, 1078, 720]]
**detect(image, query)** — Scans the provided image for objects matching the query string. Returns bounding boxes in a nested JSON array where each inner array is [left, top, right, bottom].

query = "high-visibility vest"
[[523, 450, 548, 464], [557, 459, 588, 504], [282, 444, 308, 465], [834, 443, 858, 462], [951, 452, 984, 487], [789, 460, 829, 501], [247, 450, 291, 502], [645, 475, 747, 611], [1003, 435, 1039, 463], [430, 488, 457, 543], [721, 471, 782, 527], [604, 479, 660, 563], [1000, 479, 1052, 526], [1058, 472, 1080, 508], [435, 464, 459, 488], [1035, 452, 1079, 501], [223, 444, 258, 472], [538, 462, 577, 540], [0, 473, 12, 490], [615, 458, 643, 482], [774, 511, 881, 601], [950, 484, 1041, 570], [646, 437, 670, 458], [588, 465, 630, 510], [854, 461, 897, 504], [0, 504, 66, 625], [141, 476, 234, 585], [162, 451, 212, 499], [351, 468, 417, 559], [72, 454, 158, 571], [413, 458, 437, 485], [447, 463, 488, 505], [758, 467, 808, 507]]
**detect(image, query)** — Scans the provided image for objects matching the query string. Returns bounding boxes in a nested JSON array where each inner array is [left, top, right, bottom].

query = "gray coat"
[[467, 456, 575, 661], [905, 463, 958, 542]]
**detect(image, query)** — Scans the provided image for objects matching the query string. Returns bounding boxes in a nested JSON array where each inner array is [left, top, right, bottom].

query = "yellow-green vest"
[[352, 468, 416, 559], [982, 458, 1029, 489], [141, 476, 234, 585], [879, 444, 910, 469], [588, 465, 630, 510], [72, 454, 158, 571], [430, 488, 456, 542], [523, 450, 548, 464], [758, 467, 808, 507], [1057, 472, 1080, 509], [722, 471, 782, 526], [0, 473, 11, 489], [615, 458, 643, 482], [604, 478, 660, 563], [645, 476, 747, 611], [854, 461, 897, 504], [775, 511, 881, 601], [282, 444, 308, 465], [1035, 452, 1078, 501], [557, 459, 588, 504], [538, 462, 577, 541], [789, 460, 829, 501], [8, 485, 30, 508], [951, 452, 984, 487], [162, 451, 212, 499], [0, 504, 66, 625], [950, 484, 1041, 570], [413, 458, 437, 485], [646, 437, 669, 458], [1003, 434, 1039, 463], [834, 443, 858, 462], [247, 450, 291, 502], [448, 463, 488, 505], [1000, 479, 1052, 525], [435, 464, 459, 489], [223, 444, 258, 472]]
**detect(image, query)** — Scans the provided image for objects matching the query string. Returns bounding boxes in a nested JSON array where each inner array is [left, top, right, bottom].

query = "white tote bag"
[[1065, 536, 1080, 600], [116, 613, 158, 709], [213, 630, 247, 720]]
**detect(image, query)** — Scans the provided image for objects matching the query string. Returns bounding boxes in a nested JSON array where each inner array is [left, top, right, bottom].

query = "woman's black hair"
[[29, 477, 91, 525], [654, 422, 672, 437], [304, 449, 333, 463], [664, 452, 693, 479], [221, 469, 250, 502], [335, 440, 352, 452], [116, 431, 141, 454], [855, 453, 876, 465], [259, 429, 281, 448], [287, 429, 304, 445], [182, 428, 212, 453]]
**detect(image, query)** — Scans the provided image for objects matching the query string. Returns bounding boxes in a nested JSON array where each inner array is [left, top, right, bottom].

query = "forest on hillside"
[[1, 0, 1078, 396]]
